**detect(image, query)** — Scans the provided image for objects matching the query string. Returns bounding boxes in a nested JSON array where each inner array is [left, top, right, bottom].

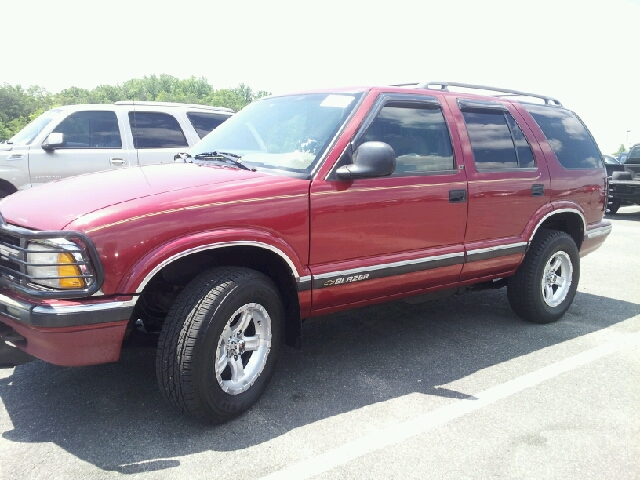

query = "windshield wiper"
[[193, 151, 255, 171], [174, 152, 192, 162]]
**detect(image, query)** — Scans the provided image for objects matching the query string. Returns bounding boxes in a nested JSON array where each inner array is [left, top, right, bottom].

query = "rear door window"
[[461, 108, 535, 170], [53, 111, 122, 148], [187, 112, 228, 138], [524, 105, 601, 169], [129, 112, 188, 149]]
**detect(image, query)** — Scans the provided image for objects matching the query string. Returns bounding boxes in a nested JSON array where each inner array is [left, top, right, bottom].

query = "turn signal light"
[[58, 253, 85, 288]]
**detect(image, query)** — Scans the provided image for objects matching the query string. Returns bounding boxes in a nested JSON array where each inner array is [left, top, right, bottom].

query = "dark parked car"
[[608, 144, 640, 213], [618, 151, 629, 164], [0, 82, 611, 423], [603, 154, 624, 177]]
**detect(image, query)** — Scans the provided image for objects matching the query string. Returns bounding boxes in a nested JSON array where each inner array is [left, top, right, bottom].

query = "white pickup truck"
[[0, 101, 233, 197]]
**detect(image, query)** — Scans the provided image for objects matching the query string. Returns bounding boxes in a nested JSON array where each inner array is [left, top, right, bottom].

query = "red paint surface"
[[0, 85, 612, 366], [0, 316, 128, 366]]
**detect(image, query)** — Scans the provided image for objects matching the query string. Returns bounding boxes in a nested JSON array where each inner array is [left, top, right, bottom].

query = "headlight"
[[26, 239, 94, 290]]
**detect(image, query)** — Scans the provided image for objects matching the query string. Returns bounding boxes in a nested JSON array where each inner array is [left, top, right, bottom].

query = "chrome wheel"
[[541, 251, 573, 308], [215, 303, 272, 395]]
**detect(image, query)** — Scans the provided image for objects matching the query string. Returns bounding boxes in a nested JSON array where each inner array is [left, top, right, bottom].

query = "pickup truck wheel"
[[156, 267, 283, 423], [507, 230, 580, 324]]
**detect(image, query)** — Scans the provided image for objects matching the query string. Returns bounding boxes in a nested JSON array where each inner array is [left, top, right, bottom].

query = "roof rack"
[[397, 81, 562, 106], [113, 100, 234, 112]]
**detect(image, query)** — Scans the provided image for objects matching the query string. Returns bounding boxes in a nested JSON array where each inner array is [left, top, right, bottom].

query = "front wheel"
[[156, 267, 283, 423], [507, 230, 580, 324]]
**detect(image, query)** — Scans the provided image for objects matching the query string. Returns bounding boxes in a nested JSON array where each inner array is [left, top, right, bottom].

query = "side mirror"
[[335, 141, 396, 180], [42, 133, 65, 151]]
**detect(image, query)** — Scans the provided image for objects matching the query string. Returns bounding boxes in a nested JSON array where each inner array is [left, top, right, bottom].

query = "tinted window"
[[524, 105, 601, 169], [505, 114, 535, 168], [53, 111, 121, 149], [627, 145, 640, 164], [361, 104, 454, 174], [461, 110, 519, 169], [129, 112, 188, 149], [187, 112, 228, 138]]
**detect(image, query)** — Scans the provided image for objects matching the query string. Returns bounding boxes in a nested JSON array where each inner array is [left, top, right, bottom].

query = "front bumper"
[[0, 291, 134, 366], [0, 292, 134, 327]]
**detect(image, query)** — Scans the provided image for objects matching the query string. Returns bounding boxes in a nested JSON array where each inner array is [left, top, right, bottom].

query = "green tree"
[[0, 83, 54, 141], [614, 144, 627, 155]]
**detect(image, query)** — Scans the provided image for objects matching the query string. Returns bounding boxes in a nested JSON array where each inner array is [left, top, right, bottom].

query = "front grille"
[[0, 232, 23, 283], [0, 214, 104, 299]]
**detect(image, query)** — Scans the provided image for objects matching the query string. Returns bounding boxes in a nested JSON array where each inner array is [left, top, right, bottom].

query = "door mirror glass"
[[42, 133, 65, 151], [336, 141, 396, 180]]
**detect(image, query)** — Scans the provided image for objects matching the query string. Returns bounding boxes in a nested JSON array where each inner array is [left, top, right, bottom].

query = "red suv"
[[0, 82, 611, 423]]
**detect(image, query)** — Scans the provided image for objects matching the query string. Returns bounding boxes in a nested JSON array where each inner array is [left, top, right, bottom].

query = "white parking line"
[[259, 332, 640, 480]]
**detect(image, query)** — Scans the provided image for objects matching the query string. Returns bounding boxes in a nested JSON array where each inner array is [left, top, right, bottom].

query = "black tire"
[[607, 199, 621, 214], [507, 230, 580, 324], [0, 187, 14, 199], [156, 267, 283, 423]]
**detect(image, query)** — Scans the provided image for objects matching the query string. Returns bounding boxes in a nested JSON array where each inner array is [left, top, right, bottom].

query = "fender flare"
[[523, 202, 586, 246], [116, 228, 310, 295]]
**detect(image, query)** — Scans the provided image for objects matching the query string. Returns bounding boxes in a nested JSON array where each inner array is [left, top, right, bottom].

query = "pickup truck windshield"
[[189, 93, 362, 175], [9, 109, 63, 146]]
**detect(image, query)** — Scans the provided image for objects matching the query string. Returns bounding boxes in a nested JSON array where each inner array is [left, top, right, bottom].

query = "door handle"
[[449, 189, 467, 203], [532, 184, 544, 197], [6, 154, 23, 161], [109, 157, 125, 166]]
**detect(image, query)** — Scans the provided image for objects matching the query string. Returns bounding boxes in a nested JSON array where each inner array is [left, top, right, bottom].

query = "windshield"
[[9, 109, 62, 146], [189, 93, 363, 175]]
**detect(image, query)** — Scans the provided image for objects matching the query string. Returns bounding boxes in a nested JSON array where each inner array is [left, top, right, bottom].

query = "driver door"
[[309, 94, 468, 312]]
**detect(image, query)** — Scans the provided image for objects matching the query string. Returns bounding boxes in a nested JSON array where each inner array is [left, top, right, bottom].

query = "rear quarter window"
[[524, 105, 601, 169], [187, 112, 229, 139]]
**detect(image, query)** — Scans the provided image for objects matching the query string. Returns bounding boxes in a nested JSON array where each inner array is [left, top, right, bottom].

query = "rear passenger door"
[[309, 94, 468, 312], [444, 98, 551, 281], [129, 111, 190, 165]]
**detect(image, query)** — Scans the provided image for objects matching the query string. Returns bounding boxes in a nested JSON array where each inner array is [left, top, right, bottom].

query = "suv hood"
[[0, 163, 268, 230]]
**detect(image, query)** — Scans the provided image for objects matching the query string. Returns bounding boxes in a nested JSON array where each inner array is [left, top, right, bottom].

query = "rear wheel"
[[507, 230, 580, 324], [156, 267, 283, 423]]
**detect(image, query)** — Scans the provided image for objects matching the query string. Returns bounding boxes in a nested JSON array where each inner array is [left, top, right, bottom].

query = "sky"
[[3, 0, 639, 154]]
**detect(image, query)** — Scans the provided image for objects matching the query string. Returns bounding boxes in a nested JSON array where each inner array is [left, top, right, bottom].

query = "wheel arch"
[[527, 207, 586, 250], [0, 178, 17, 198], [121, 235, 308, 348]]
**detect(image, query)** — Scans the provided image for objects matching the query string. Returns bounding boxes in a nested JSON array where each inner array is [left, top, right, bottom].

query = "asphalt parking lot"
[[1, 207, 639, 480]]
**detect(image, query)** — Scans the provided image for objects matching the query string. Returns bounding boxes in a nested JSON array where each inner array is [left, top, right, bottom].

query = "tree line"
[[0, 75, 269, 142]]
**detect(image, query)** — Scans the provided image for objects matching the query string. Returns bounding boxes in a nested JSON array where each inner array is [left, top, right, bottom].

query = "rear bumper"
[[609, 180, 640, 202], [0, 291, 134, 366], [580, 220, 612, 257]]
